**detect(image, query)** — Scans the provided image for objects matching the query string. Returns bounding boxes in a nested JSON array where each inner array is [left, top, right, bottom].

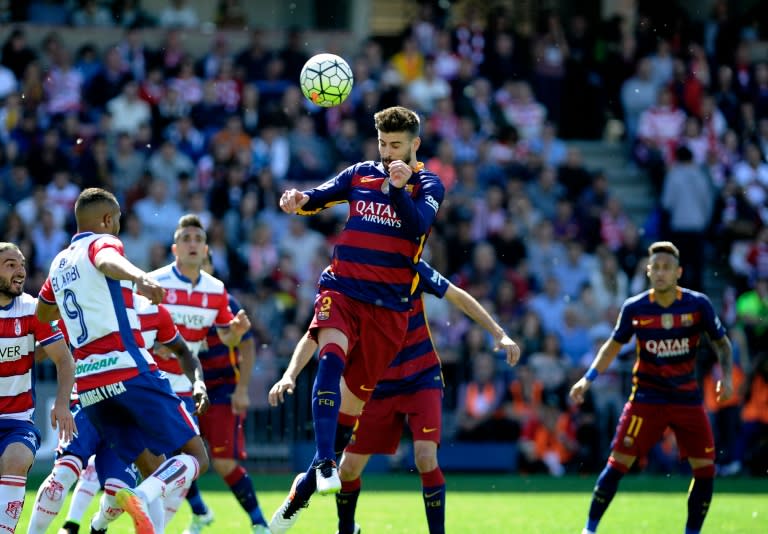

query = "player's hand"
[[268, 375, 296, 407], [231, 385, 250, 416], [152, 343, 173, 360], [716, 377, 733, 403], [51, 399, 76, 443], [193, 380, 209, 416], [229, 309, 251, 338], [569, 377, 591, 405], [495, 334, 521, 366], [279, 189, 310, 214], [387, 160, 412, 189], [135, 275, 165, 304]]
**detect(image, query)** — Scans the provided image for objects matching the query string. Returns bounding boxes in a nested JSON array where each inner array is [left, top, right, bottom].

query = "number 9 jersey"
[[39, 232, 154, 391]]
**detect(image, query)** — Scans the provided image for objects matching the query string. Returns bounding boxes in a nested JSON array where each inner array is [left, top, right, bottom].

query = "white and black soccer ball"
[[299, 53, 354, 107]]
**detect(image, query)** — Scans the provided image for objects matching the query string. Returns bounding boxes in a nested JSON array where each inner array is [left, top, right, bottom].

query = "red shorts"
[[346, 388, 442, 455], [611, 401, 715, 460], [309, 289, 408, 403], [198, 404, 246, 460]]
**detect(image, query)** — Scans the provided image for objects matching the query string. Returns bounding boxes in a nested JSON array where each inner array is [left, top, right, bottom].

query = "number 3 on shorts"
[[626, 415, 644, 438], [318, 295, 332, 320]]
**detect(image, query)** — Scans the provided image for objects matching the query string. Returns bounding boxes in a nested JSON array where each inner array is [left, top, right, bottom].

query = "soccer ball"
[[299, 53, 354, 107]]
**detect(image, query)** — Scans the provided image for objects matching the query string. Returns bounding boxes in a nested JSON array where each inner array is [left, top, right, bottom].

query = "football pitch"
[[18, 473, 767, 533]]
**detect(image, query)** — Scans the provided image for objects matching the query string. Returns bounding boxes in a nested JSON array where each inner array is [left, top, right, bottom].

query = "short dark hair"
[[74, 188, 119, 218], [648, 241, 680, 260], [174, 214, 206, 242], [373, 106, 420, 137]]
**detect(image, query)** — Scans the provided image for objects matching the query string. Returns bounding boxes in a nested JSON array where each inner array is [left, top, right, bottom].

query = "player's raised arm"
[[287, 165, 356, 215], [570, 338, 624, 404], [216, 308, 252, 347], [268, 331, 318, 407], [93, 246, 165, 304], [388, 171, 444, 239], [443, 283, 520, 366]]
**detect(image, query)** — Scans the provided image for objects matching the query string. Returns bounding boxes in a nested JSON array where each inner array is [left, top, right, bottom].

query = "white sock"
[[27, 456, 82, 534], [0, 475, 27, 533], [90, 479, 127, 531], [162, 484, 188, 528], [148, 495, 165, 534], [66, 459, 100, 523], [137, 454, 199, 502]]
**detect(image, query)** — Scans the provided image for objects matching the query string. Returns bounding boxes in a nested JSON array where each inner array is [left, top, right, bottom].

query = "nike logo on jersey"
[[359, 385, 375, 392], [422, 427, 438, 433], [359, 176, 380, 183], [704, 446, 715, 453]]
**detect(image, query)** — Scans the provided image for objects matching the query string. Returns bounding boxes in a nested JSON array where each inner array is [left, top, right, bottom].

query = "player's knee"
[[338, 460, 362, 481], [413, 451, 438, 473], [212, 458, 235, 477]]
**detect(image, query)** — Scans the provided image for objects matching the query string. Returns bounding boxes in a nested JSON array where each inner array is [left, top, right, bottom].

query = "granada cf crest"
[[44, 480, 64, 501], [201, 293, 208, 308], [167, 289, 177, 304], [5, 500, 22, 519], [661, 314, 674, 329], [13, 318, 21, 336]]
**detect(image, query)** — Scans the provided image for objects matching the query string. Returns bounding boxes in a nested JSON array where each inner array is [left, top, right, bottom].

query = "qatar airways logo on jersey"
[[644, 338, 690, 357], [353, 200, 402, 228]]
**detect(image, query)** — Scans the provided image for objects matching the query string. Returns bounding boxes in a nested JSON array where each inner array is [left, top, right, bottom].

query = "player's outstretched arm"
[[569, 339, 623, 404], [444, 283, 521, 366], [711, 334, 734, 402], [165, 335, 210, 415], [231, 337, 256, 415], [268, 331, 318, 407], [93, 248, 165, 304], [42, 339, 77, 442]]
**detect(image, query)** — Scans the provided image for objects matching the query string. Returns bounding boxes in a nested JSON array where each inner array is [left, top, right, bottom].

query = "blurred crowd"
[[0, 0, 767, 476]]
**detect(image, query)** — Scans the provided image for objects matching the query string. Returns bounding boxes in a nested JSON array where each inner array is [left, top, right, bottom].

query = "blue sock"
[[421, 468, 446, 534], [312, 345, 345, 461], [225, 466, 267, 526], [335, 478, 361, 534], [686, 472, 714, 534], [185, 481, 208, 515], [586, 463, 625, 532]]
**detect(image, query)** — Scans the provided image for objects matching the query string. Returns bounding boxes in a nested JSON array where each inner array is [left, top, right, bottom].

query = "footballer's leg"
[[409, 389, 446, 534], [676, 404, 717, 534], [0, 435, 37, 534], [28, 454, 83, 534], [62, 458, 101, 534], [336, 452, 370, 534]]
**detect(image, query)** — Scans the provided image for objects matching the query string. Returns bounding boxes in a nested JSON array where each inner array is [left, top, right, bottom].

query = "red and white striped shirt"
[[0, 293, 63, 421]]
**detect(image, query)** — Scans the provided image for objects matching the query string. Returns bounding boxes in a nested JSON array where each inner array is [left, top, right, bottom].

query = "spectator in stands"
[[70, 0, 114, 27], [159, 0, 199, 29], [1, 28, 37, 80], [661, 145, 715, 290], [133, 177, 183, 239], [732, 142, 768, 211], [107, 79, 151, 135], [0, 63, 17, 101], [112, 0, 156, 28], [44, 47, 83, 117], [519, 392, 576, 476], [407, 56, 451, 114], [31, 208, 68, 272], [455, 352, 517, 442], [589, 250, 628, 315], [553, 240, 593, 300], [85, 46, 132, 113], [147, 138, 195, 198], [736, 353, 768, 476], [620, 57, 657, 146], [735, 277, 768, 359]]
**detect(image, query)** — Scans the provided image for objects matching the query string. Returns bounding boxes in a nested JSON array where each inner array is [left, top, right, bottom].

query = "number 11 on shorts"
[[627, 415, 644, 437]]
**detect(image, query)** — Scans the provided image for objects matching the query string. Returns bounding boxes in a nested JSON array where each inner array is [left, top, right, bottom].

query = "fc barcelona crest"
[[661, 314, 674, 329], [681, 313, 693, 326]]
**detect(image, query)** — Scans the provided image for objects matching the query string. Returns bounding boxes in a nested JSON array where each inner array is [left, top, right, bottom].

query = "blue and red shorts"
[[309, 289, 408, 403], [346, 388, 442, 455], [611, 401, 715, 460]]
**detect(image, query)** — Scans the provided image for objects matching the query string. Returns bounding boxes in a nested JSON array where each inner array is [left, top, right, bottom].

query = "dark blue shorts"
[[59, 405, 137, 487], [81, 371, 199, 464], [0, 419, 41, 457]]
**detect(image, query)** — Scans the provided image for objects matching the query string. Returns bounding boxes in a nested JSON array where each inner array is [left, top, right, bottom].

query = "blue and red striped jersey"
[[298, 161, 444, 311], [372, 260, 449, 399], [198, 295, 253, 405], [612, 287, 726, 405]]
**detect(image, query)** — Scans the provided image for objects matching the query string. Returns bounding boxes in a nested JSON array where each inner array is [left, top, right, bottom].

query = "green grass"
[[18, 473, 768, 533]]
